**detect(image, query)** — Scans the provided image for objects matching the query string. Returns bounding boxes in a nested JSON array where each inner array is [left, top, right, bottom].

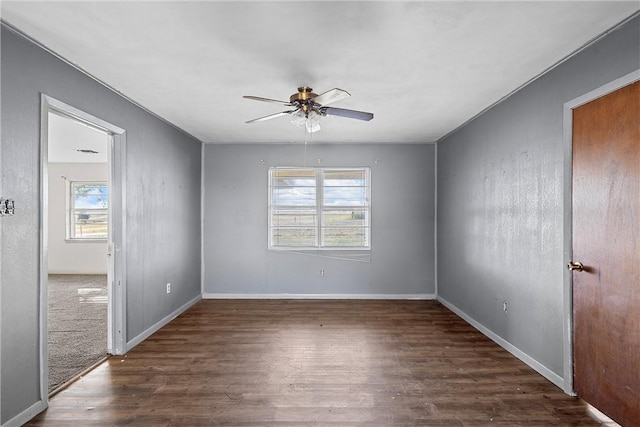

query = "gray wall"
[[0, 26, 202, 424], [437, 16, 639, 381], [203, 144, 435, 297]]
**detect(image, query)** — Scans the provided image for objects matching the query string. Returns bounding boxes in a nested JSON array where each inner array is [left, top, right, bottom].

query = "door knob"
[[567, 261, 584, 272]]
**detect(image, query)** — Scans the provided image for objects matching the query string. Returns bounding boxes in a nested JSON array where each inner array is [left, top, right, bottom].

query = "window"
[[269, 168, 370, 250], [68, 182, 108, 240]]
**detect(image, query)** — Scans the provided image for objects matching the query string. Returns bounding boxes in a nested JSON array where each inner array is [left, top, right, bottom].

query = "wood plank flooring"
[[28, 300, 605, 426]]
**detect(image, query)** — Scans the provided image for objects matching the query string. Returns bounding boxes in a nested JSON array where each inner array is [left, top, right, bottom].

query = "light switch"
[[0, 198, 15, 216]]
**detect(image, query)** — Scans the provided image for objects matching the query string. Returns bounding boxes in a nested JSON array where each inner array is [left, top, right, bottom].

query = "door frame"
[[39, 94, 127, 402], [561, 69, 640, 395]]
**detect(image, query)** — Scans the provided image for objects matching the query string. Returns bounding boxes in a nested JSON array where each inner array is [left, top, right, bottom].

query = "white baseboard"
[[203, 293, 436, 300], [48, 270, 108, 275], [437, 296, 565, 390], [126, 294, 201, 351], [2, 399, 47, 427]]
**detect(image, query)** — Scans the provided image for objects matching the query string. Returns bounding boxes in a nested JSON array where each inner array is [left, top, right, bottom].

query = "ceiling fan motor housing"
[[290, 87, 318, 113]]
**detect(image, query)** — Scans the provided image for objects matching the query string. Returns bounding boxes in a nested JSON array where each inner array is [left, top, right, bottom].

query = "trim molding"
[[433, 143, 438, 296], [203, 293, 436, 300], [437, 296, 565, 391], [38, 94, 129, 421], [437, 11, 640, 143], [561, 68, 640, 395], [2, 400, 47, 427], [200, 144, 206, 295], [0, 20, 202, 144], [47, 270, 108, 275], [126, 295, 202, 351]]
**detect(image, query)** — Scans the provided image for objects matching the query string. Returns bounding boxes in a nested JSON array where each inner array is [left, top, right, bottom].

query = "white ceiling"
[[48, 112, 110, 163], [2, 1, 638, 144]]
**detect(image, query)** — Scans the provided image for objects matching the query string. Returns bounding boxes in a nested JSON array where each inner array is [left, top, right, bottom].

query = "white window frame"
[[268, 167, 371, 250], [67, 180, 108, 241]]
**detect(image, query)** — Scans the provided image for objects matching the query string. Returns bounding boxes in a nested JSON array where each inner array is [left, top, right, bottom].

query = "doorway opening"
[[47, 111, 111, 393], [40, 95, 127, 399]]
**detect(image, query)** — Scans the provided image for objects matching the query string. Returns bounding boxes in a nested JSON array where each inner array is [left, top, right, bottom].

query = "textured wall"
[[437, 16, 640, 381], [1, 26, 202, 424], [203, 143, 435, 297]]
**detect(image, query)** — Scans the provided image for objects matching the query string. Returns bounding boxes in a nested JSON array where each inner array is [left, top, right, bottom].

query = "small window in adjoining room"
[[68, 181, 108, 240], [268, 167, 370, 250]]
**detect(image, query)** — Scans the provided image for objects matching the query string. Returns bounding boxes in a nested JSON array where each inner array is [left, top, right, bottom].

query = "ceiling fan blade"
[[245, 109, 297, 123], [319, 107, 374, 121], [312, 88, 351, 106], [243, 95, 293, 106]]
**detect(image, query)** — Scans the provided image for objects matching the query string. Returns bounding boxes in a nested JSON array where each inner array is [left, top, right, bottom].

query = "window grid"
[[269, 167, 370, 250], [68, 181, 108, 240]]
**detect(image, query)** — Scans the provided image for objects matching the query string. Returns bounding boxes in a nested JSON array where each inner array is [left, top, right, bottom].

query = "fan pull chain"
[[303, 121, 309, 167]]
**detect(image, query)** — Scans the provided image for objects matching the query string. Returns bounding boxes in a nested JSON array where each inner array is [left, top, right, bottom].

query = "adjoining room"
[[46, 112, 112, 394]]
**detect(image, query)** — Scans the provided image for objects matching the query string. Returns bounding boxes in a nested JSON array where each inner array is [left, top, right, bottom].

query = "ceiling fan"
[[243, 87, 374, 133]]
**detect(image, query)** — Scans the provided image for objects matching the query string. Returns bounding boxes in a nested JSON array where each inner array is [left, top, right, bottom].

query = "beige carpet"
[[48, 274, 108, 393]]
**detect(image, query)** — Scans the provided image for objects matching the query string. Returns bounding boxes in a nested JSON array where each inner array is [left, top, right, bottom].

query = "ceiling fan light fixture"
[[306, 116, 321, 134], [290, 109, 306, 126], [291, 109, 321, 133]]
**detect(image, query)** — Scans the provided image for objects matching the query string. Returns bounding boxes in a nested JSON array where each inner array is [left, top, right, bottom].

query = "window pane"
[[74, 194, 109, 209], [322, 209, 368, 227], [271, 169, 317, 207], [272, 169, 316, 179], [271, 176, 316, 187], [323, 169, 366, 186], [271, 170, 316, 188], [73, 184, 108, 208], [70, 182, 108, 239], [271, 187, 316, 206], [322, 228, 368, 247], [272, 209, 317, 226], [73, 183, 108, 195], [271, 227, 317, 247], [73, 209, 108, 239], [323, 187, 367, 206]]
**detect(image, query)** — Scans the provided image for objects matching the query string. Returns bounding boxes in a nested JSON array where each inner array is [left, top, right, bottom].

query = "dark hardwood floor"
[[28, 300, 606, 426]]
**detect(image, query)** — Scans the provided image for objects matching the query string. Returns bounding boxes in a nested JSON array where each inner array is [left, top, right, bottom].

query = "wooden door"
[[572, 81, 639, 426]]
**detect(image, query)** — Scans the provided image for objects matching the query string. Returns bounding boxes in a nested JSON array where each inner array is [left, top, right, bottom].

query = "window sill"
[[269, 248, 371, 262], [65, 239, 107, 243], [269, 247, 370, 252]]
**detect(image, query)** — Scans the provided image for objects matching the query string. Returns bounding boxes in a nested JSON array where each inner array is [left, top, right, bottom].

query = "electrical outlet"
[[166, 283, 171, 294], [320, 269, 325, 277]]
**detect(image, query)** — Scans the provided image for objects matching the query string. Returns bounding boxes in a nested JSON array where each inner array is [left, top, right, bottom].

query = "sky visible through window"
[[70, 183, 108, 239], [272, 171, 367, 207], [73, 184, 108, 209]]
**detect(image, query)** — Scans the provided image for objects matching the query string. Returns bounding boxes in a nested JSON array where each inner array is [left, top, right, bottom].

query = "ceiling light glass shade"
[[291, 110, 321, 133], [306, 115, 321, 133], [291, 109, 306, 126]]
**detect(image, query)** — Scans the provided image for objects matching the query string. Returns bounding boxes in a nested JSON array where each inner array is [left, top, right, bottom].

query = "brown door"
[[571, 80, 639, 426]]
